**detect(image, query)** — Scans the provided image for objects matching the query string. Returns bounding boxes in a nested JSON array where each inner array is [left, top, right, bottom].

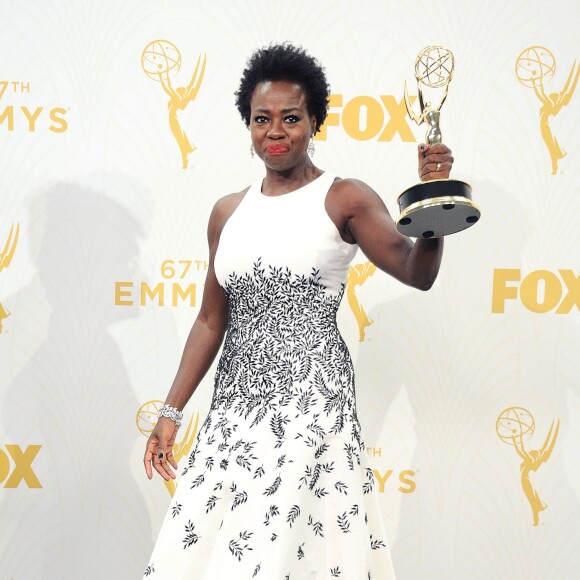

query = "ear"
[[310, 116, 317, 136]]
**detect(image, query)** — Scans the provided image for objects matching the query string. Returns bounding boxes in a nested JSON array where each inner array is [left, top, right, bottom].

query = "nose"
[[267, 117, 285, 139]]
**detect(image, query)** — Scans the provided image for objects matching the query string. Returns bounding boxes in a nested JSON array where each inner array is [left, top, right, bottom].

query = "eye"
[[284, 115, 300, 123], [253, 115, 269, 124]]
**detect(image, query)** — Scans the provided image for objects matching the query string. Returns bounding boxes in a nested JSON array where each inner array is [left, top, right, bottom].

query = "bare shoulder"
[[212, 188, 249, 219], [209, 187, 250, 237], [328, 177, 382, 216], [330, 177, 373, 194]]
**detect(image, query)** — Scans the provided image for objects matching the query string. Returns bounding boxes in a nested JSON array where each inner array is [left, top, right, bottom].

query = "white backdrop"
[[1, 1, 579, 578]]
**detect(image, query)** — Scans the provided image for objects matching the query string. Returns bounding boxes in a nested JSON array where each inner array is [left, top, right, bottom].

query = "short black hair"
[[235, 43, 330, 135]]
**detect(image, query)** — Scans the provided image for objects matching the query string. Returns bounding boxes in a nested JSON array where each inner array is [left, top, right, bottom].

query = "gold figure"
[[516, 47, 580, 174], [142, 40, 207, 169], [513, 419, 560, 526], [0, 223, 20, 333], [136, 400, 200, 496], [346, 261, 376, 342], [404, 46, 454, 144], [496, 406, 560, 526]]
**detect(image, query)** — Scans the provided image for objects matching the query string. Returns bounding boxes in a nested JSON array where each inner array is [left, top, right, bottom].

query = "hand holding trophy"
[[396, 46, 480, 238]]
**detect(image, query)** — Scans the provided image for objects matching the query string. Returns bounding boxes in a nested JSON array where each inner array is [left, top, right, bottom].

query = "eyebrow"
[[253, 107, 302, 114]]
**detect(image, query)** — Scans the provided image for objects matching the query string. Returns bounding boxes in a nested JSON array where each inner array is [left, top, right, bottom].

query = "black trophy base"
[[396, 179, 480, 238]]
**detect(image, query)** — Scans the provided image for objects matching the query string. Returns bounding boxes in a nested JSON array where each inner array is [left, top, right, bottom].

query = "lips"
[[265, 144, 289, 155]]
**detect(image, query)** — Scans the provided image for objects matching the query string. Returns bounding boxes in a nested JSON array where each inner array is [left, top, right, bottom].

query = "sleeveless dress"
[[143, 172, 396, 579]]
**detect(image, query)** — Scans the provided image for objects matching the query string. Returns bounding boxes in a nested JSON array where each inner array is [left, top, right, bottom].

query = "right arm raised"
[[143, 191, 245, 480]]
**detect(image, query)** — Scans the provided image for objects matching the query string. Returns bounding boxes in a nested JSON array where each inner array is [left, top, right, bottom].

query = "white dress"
[[143, 172, 396, 579]]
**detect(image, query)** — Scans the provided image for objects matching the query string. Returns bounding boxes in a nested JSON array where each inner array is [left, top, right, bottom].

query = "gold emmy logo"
[[516, 46, 580, 174], [141, 40, 206, 169], [136, 400, 200, 496], [496, 406, 560, 526], [0, 223, 20, 333], [346, 261, 376, 342]]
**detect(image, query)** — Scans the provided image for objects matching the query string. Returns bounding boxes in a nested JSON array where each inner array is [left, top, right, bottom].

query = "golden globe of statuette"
[[515, 46, 555, 88], [397, 46, 480, 238], [141, 40, 181, 81], [415, 45, 454, 89], [496, 406, 535, 444]]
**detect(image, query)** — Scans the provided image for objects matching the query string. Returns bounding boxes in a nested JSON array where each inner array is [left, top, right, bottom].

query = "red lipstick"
[[265, 144, 289, 155]]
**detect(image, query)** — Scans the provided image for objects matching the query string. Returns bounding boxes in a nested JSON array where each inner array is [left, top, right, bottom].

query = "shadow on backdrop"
[[0, 179, 153, 579]]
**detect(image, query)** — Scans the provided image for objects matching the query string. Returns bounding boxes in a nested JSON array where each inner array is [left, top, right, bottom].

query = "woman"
[[143, 43, 453, 579]]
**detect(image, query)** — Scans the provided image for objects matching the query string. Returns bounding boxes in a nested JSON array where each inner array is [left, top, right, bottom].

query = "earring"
[[250, 143, 255, 158], [307, 137, 315, 157]]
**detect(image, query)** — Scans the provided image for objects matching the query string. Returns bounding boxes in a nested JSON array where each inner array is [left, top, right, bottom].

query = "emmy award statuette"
[[397, 46, 480, 238]]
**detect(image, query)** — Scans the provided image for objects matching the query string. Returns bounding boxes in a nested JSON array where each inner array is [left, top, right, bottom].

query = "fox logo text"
[[0, 445, 42, 489], [492, 269, 579, 314]]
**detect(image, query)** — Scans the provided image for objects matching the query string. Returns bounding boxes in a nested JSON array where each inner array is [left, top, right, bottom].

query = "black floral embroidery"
[[287, 505, 301, 528], [263, 475, 281, 496], [363, 467, 374, 494], [210, 261, 361, 445], [307, 514, 324, 537], [171, 503, 182, 518], [297, 543, 305, 560], [229, 530, 254, 561], [232, 489, 248, 510], [190, 473, 204, 489], [206, 495, 219, 513], [263, 504, 280, 526], [182, 520, 200, 549], [337, 512, 351, 534]]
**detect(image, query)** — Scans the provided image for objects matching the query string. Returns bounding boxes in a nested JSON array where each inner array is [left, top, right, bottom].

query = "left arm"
[[329, 144, 453, 290]]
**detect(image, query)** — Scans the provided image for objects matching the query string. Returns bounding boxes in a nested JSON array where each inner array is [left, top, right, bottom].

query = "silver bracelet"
[[158, 404, 183, 427]]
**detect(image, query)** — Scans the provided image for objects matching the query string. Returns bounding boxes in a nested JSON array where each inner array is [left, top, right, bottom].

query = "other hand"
[[418, 143, 454, 181], [143, 417, 179, 481]]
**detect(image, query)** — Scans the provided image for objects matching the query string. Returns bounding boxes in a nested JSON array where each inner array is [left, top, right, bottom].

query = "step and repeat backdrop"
[[1, 0, 579, 578]]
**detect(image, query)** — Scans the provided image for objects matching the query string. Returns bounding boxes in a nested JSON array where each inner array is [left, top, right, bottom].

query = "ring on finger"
[[436, 162, 441, 171]]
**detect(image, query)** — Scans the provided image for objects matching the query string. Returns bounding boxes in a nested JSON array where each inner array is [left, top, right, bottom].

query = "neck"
[[261, 159, 322, 196]]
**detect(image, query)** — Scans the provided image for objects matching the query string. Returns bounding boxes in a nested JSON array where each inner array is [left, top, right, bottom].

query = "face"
[[249, 80, 316, 171]]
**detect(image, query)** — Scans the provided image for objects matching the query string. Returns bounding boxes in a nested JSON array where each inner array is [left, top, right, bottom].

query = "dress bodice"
[[214, 172, 358, 298]]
